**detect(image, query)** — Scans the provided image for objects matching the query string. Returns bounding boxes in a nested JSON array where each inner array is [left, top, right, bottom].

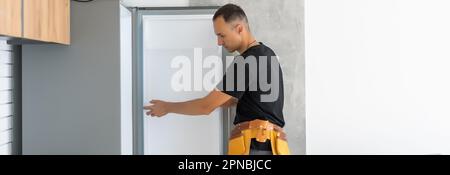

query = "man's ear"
[[237, 23, 244, 34]]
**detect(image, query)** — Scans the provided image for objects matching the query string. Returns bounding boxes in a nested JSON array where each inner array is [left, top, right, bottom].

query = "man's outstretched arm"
[[144, 89, 234, 117]]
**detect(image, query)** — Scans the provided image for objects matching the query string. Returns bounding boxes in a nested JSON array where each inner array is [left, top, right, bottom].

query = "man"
[[144, 4, 290, 155]]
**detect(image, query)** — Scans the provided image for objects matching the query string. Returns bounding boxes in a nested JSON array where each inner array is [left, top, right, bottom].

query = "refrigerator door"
[[142, 12, 224, 155]]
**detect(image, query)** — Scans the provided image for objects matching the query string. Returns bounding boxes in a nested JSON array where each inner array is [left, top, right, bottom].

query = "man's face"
[[213, 16, 242, 53]]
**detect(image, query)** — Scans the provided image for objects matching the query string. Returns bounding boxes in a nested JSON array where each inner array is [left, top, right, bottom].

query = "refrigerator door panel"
[[142, 13, 223, 155]]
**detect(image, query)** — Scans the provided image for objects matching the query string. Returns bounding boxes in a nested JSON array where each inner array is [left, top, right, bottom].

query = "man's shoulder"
[[243, 43, 277, 58]]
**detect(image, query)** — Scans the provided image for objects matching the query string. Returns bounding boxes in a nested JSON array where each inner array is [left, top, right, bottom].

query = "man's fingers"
[[143, 104, 155, 110], [143, 104, 154, 110], [144, 99, 159, 109], [144, 100, 164, 117], [150, 100, 159, 104]]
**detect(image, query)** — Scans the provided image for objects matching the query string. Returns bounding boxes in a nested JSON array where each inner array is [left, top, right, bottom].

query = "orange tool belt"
[[228, 119, 290, 155]]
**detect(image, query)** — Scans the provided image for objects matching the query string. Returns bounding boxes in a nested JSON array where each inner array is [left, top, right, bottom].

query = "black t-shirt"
[[216, 43, 285, 150]]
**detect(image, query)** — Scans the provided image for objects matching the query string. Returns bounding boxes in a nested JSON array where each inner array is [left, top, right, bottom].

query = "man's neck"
[[238, 36, 257, 54]]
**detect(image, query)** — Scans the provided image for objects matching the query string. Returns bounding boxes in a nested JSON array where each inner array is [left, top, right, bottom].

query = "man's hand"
[[144, 100, 170, 117]]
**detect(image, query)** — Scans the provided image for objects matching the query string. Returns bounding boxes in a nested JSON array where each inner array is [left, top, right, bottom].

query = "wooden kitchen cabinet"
[[0, 0, 22, 37], [23, 0, 70, 45], [49, 0, 70, 44]]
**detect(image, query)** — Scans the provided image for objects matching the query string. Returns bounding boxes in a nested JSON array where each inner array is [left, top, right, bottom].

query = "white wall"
[[306, 0, 450, 155]]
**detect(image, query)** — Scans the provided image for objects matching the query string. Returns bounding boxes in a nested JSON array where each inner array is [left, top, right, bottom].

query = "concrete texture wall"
[[190, 0, 305, 154], [22, 0, 122, 154]]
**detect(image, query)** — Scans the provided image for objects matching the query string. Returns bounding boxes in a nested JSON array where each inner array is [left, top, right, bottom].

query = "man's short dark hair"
[[213, 3, 248, 23]]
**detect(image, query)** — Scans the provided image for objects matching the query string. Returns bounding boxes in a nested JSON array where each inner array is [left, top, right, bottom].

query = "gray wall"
[[190, 0, 305, 155], [22, 0, 122, 154]]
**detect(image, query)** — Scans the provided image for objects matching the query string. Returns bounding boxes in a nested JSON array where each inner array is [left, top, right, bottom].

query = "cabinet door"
[[0, 0, 22, 37], [48, 0, 70, 44], [23, 0, 47, 42], [23, 0, 70, 44]]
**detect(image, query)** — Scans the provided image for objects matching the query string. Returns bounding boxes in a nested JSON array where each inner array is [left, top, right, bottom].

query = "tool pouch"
[[275, 137, 291, 155], [228, 133, 247, 155]]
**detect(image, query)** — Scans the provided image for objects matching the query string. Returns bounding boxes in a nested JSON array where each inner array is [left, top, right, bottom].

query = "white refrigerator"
[[137, 8, 234, 155]]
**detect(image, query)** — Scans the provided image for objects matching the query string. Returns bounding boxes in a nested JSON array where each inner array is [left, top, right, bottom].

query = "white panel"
[[0, 143, 12, 155], [0, 64, 12, 77], [306, 0, 450, 155], [0, 104, 12, 118], [0, 91, 12, 104], [0, 117, 12, 132], [0, 51, 13, 64], [0, 129, 12, 145], [121, 0, 189, 7], [0, 78, 12, 91], [0, 41, 11, 51], [143, 14, 222, 155], [0, 41, 13, 155], [120, 4, 133, 155]]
